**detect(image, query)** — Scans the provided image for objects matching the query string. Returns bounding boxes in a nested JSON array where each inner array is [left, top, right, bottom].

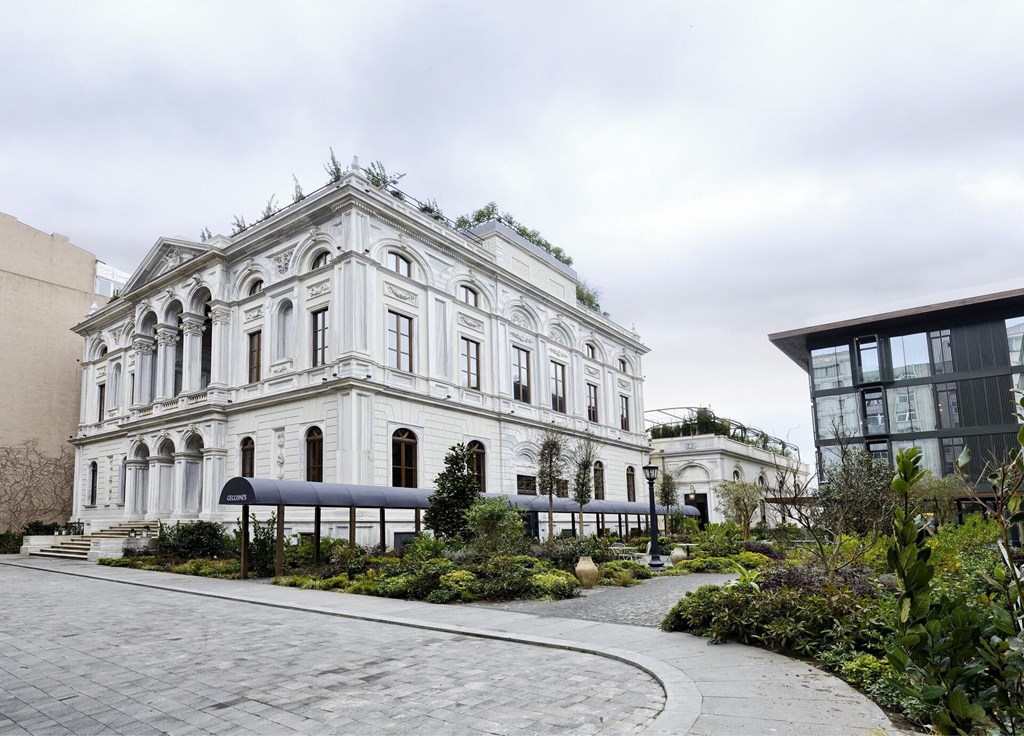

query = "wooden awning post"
[[379, 508, 386, 551], [570, 512, 576, 537], [349, 506, 356, 548], [275, 504, 285, 577], [313, 505, 322, 567], [414, 508, 421, 534], [617, 514, 623, 539], [240, 505, 249, 580]]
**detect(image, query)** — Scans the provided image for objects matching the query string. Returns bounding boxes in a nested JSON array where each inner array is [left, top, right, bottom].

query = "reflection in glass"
[[936, 382, 960, 429], [930, 329, 953, 374], [861, 388, 886, 435], [1007, 317, 1024, 367], [857, 337, 879, 383], [892, 439, 942, 476], [811, 345, 853, 391], [940, 437, 965, 475], [867, 441, 889, 462], [890, 333, 930, 379], [815, 393, 860, 440], [886, 385, 937, 433]]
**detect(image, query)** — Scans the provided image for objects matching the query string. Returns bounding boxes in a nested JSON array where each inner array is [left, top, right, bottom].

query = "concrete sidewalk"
[[1, 556, 902, 735]]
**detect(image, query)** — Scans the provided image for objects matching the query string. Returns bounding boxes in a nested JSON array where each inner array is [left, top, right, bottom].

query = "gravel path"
[[469, 572, 736, 627]]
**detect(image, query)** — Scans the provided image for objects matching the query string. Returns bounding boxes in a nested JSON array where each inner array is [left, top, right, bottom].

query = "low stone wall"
[[19, 535, 77, 555]]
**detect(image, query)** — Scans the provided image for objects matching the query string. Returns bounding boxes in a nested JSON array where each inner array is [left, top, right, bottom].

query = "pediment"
[[121, 238, 210, 295]]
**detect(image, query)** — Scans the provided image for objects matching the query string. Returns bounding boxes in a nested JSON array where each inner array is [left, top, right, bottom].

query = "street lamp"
[[642, 464, 663, 570]]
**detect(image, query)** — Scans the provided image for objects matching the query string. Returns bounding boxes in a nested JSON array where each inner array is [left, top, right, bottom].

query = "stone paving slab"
[[0, 556, 907, 734]]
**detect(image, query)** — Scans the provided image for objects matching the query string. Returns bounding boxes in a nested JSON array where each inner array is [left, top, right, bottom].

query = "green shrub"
[[600, 560, 653, 580], [664, 556, 737, 574], [347, 569, 384, 595], [0, 531, 22, 554], [465, 497, 531, 558], [285, 536, 349, 569], [375, 573, 414, 598], [662, 583, 890, 657], [741, 540, 785, 560], [98, 556, 136, 567], [534, 535, 614, 572], [735, 551, 771, 569], [272, 575, 305, 587], [405, 558, 457, 599], [530, 570, 580, 598], [229, 514, 281, 577], [425, 587, 458, 604], [400, 534, 449, 563], [694, 524, 742, 557], [22, 521, 61, 536], [438, 569, 478, 601], [158, 520, 229, 560], [600, 570, 639, 587], [471, 555, 547, 600], [815, 650, 926, 721]]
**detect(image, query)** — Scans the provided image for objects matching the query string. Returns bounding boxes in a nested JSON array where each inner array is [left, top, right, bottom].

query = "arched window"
[[618, 358, 628, 372], [626, 466, 636, 503], [312, 251, 332, 270], [758, 475, 766, 487], [305, 427, 323, 482], [88, 461, 98, 505], [276, 300, 294, 360], [733, 469, 741, 482], [467, 440, 486, 492], [594, 461, 605, 500], [585, 343, 596, 360], [392, 429, 417, 488], [240, 437, 255, 478], [248, 279, 264, 296], [387, 251, 411, 277], [458, 285, 478, 308]]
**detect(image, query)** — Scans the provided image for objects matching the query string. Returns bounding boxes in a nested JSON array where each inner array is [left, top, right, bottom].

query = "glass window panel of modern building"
[[1007, 317, 1024, 367], [856, 336, 880, 383], [885, 385, 937, 433], [815, 392, 860, 440], [811, 345, 853, 391], [892, 439, 943, 476], [890, 332, 930, 380], [860, 388, 886, 435]]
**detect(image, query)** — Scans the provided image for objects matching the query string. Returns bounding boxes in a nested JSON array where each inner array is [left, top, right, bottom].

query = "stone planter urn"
[[670, 546, 688, 565], [575, 555, 600, 589]]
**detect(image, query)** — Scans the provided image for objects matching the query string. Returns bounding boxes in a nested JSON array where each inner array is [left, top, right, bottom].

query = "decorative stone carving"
[[275, 429, 286, 479], [307, 281, 330, 298], [510, 330, 534, 345], [617, 379, 630, 389], [385, 283, 417, 304], [457, 313, 484, 332], [510, 312, 528, 328], [271, 247, 295, 275], [211, 307, 232, 325], [271, 361, 292, 375], [182, 321, 206, 336], [158, 248, 188, 276], [132, 338, 155, 355], [550, 347, 569, 361], [584, 366, 600, 377], [548, 329, 567, 346], [155, 330, 179, 347], [243, 306, 263, 321]]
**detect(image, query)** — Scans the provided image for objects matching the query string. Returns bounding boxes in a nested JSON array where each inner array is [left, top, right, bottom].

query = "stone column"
[[124, 460, 144, 517], [171, 452, 190, 518], [148, 456, 174, 519], [180, 313, 206, 393], [209, 305, 232, 388], [154, 327, 179, 401], [201, 448, 228, 519], [132, 338, 156, 404]]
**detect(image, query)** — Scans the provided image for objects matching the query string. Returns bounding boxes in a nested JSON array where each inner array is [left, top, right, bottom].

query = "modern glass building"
[[770, 290, 1024, 480]]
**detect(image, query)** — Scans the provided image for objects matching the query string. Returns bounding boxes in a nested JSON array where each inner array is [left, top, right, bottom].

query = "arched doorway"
[[130, 443, 151, 515], [183, 434, 205, 514]]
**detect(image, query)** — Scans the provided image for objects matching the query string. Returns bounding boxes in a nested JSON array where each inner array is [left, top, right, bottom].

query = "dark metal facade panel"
[[950, 321, 1011, 373]]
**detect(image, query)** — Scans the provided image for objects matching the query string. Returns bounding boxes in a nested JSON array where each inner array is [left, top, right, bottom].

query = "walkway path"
[[0, 556, 903, 735]]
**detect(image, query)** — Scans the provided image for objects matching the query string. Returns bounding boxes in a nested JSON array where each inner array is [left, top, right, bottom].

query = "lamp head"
[[642, 464, 658, 483]]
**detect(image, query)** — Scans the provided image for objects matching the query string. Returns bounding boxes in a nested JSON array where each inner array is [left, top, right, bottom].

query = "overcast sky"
[[3, 1, 1023, 464]]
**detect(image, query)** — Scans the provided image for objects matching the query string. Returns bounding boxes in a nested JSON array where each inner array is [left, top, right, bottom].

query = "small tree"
[[424, 444, 479, 541], [569, 433, 599, 534], [537, 427, 567, 542], [465, 497, 530, 557], [656, 469, 679, 536], [324, 147, 344, 184], [230, 215, 247, 236], [911, 471, 971, 526], [261, 195, 278, 221], [715, 481, 762, 540], [364, 160, 405, 191], [291, 174, 305, 203]]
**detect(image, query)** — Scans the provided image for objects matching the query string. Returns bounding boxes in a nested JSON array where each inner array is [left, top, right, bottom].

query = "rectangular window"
[[856, 336, 880, 383], [556, 479, 569, 498], [311, 308, 328, 367], [247, 330, 262, 384], [387, 311, 413, 372], [861, 387, 886, 435], [550, 361, 566, 413], [930, 329, 954, 374], [512, 346, 531, 403], [619, 395, 630, 431], [866, 440, 889, 462], [811, 345, 853, 391], [942, 437, 965, 475], [587, 383, 599, 423], [890, 333, 930, 380], [97, 383, 106, 422], [460, 337, 480, 389], [1007, 317, 1024, 367], [886, 385, 937, 433], [936, 382, 960, 428], [516, 474, 537, 495], [815, 392, 860, 440]]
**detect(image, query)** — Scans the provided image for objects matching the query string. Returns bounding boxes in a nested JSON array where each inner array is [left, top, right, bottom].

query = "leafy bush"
[[285, 536, 349, 569], [400, 534, 449, 563], [600, 560, 653, 580], [228, 514, 285, 577], [22, 520, 61, 536], [661, 583, 889, 657], [405, 558, 457, 599], [664, 556, 738, 574], [735, 551, 771, 569], [168, 558, 240, 578], [376, 574, 414, 598], [465, 497, 530, 558], [347, 569, 385, 595], [694, 524, 742, 557], [98, 556, 136, 567], [438, 569, 478, 601], [471, 555, 548, 600], [530, 570, 580, 598], [0, 531, 22, 554], [600, 570, 639, 587], [741, 540, 785, 560], [759, 563, 878, 597], [818, 649, 927, 721], [158, 520, 229, 560], [534, 535, 614, 572]]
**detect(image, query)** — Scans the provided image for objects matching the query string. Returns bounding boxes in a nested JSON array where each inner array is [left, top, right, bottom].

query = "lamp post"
[[642, 464, 663, 570]]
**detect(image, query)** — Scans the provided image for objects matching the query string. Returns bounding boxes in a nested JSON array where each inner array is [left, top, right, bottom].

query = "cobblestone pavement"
[[0, 563, 663, 735], [469, 574, 736, 628]]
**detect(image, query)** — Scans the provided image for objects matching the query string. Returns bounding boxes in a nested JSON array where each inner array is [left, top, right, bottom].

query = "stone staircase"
[[29, 521, 160, 561]]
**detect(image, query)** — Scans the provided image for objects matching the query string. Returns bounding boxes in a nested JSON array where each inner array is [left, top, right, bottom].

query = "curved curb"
[[0, 558, 697, 733]]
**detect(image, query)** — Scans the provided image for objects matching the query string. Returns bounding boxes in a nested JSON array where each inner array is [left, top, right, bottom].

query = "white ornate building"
[[70, 158, 650, 544]]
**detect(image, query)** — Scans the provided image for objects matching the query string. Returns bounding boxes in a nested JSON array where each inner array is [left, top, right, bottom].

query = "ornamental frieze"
[[385, 283, 418, 305], [457, 313, 484, 333], [243, 306, 264, 322], [585, 365, 600, 377], [271, 247, 295, 275], [307, 281, 331, 298]]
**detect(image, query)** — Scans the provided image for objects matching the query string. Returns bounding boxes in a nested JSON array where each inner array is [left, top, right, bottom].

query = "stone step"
[[30, 549, 90, 560]]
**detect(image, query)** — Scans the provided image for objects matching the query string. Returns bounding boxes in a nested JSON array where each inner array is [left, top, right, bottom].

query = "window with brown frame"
[[312, 251, 331, 269], [512, 346, 531, 403], [585, 343, 596, 360], [458, 285, 478, 307], [387, 251, 411, 277], [97, 383, 106, 422], [240, 437, 255, 478], [311, 308, 328, 367], [626, 466, 636, 502], [247, 330, 262, 383], [516, 475, 537, 495], [248, 279, 264, 295], [550, 361, 566, 413], [392, 429, 417, 488], [460, 337, 480, 389], [587, 383, 599, 423], [594, 461, 605, 500], [305, 427, 323, 482], [388, 311, 413, 372], [88, 461, 98, 505], [467, 440, 486, 492], [619, 395, 630, 431]]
